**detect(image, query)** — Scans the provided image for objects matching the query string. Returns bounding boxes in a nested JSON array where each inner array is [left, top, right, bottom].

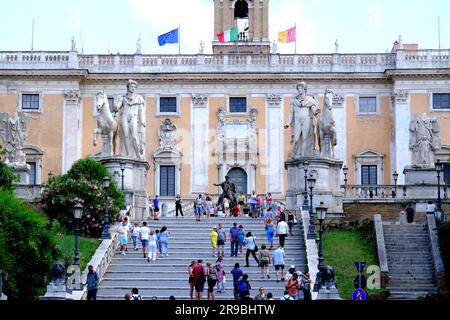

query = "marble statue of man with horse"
[[93, 80, 146, 159]]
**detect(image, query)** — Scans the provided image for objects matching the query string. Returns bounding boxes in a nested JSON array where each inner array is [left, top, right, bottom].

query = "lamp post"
[[435, 160, 445, 222], [393, 171, 399, 198], [306, 176, 317, 240], [101, 176, 112, 240], [316, 203, 328, 272], [302, 161, 309, 210], [342, 165, 348, 198], [120, 162, 126, 192], [73, 203, 83, 267]]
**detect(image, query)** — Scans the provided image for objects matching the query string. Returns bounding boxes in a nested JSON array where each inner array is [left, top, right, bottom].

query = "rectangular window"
[[160, 165, 175, 197], [361, 165, 377, 185], [22, 94, 40, 110], [108, 97, 115, 113], [444, 163, 450, 185], [229, 97, 247, 113], [159, 97, 177, 113], [358, 97, 377, 114], [433, 93, 450, 110], [27, 162, 37, 185]]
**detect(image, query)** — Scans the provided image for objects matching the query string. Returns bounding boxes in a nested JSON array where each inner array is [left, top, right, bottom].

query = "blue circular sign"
[[352, 288, 367, 301]]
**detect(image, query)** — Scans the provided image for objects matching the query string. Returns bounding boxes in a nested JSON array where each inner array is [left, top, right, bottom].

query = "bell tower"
[[213, 0, 270, 54]]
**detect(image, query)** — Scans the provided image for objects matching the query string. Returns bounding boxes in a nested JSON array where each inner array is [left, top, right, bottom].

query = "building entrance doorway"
[[227, 167, 247, 195]]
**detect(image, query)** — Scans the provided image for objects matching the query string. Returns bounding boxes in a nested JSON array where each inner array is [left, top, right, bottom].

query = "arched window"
[[234, 0, 249, 41]]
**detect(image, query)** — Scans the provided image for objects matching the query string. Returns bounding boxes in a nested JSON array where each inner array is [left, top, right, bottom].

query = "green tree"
[[0, 190, 59, 300], [41, 157, 124, 237], [0, 146, 17, 190]]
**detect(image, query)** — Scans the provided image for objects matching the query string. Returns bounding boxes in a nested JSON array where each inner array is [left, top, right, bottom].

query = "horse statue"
[[93, 90, 119, 157], [320, 89, 337, 159]]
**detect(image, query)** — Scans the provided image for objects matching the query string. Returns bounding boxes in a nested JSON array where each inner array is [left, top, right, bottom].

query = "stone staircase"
[[97, 215, 307, 300], [383, 222, 438, 300]]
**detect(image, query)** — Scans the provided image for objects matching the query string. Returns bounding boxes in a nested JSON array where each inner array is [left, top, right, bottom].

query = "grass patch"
[[55, 234, 100, 272], [322, 230, 383, 300]]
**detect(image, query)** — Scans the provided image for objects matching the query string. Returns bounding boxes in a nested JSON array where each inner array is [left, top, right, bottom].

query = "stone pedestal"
[[101, 157, 150, 221], [285, 158, 344, 214], [12, 163, 30, 184], [403, 166, 441, 198], [40, 283, 70, 300], [316, 286, 342, 300]]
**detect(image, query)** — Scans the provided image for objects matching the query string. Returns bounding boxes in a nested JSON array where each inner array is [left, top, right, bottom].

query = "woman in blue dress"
[[266, 219, 274, 250], [237, 225, 246, 257]]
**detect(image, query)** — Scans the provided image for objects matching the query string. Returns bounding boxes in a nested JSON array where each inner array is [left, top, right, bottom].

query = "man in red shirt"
[[192, 259, 206, 300]]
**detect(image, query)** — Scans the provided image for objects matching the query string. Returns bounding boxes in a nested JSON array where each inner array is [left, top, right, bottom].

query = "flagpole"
[[295, 22, 297, 55], [178, 24, 181, 55]]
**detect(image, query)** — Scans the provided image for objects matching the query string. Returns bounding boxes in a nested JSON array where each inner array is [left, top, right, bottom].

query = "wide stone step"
[[106, 264, 303, 273], [389, 279, 437, 285], [387, 286, 437, 292]]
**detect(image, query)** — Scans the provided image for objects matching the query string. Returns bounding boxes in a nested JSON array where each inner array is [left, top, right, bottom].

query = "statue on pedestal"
[[214, 175, 237, 207], [320, 89, 337, 159], [114, 80, 146, 160], [409, 113, 441, 167], [0, 111, 28, 167], [284, 81, 321, 159]]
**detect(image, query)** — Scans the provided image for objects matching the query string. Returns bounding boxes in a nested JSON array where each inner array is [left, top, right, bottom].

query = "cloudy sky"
[[0, 0, 448, 54]]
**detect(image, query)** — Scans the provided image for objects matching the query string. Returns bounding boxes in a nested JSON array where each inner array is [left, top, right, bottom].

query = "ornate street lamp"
[[435, 159, 445, 222], [393, 171, 399, 198], [306, 176, 317, 240], [101, 176, 112, 240], [73, 203, 83, 267], [120, 162, 126, 192], [315, 203, 328, 272], [342, 165, 348, 198], [302, 161, 309, 210]]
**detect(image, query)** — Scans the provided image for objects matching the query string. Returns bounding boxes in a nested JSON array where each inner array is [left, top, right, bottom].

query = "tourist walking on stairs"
[[258, 244, 271, 279], [210, 226, 218, 257], [159, 226, 170, 256], [148, 229, 157, 262], [206, 261, 217, 300], [175, 194, 183, 217], [139, 221, 150, 258], [188, 260, 196, 300], [216, 256, 225, 293], [244, 232, 259, 267]]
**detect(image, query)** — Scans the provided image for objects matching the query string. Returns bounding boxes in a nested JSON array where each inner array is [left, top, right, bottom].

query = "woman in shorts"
[[206, 261, 217, 300], [188, 261, 196, 300], [258, 244, 271, 279]]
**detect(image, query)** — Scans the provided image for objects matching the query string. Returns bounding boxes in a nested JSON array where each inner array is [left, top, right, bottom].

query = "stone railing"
[[1, 49, 448, 73], [373, 214, 389, 288], [426, 214, 446, 288], [14, 184, 42, 203], [343, 184, 449, 200]]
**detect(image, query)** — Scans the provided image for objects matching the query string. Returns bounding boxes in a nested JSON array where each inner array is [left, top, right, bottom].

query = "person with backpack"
[[285, 273, 300, 300], [216, 223, 227, 257], [131, 222, 140, 251], [153, 195, 160, 221], [244, 232, 259, 267], [131, 288, 142, 300], [85, 265, 99, 300], [237, 274, 251, 300], [231, 263, 243, 300], [206, 261, 217, 300], [258, 244, 271, 279], [193, 259, 207, 300]]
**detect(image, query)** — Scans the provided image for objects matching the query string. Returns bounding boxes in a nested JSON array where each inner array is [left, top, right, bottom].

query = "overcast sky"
[[0, 0, 448, 54]]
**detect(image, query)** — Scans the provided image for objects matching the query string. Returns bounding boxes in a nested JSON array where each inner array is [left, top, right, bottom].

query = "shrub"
[[0, 146, 17, 190], [438, 221, 450, 289], [0, 190, 59, 300], [41, 157, 124, 237]]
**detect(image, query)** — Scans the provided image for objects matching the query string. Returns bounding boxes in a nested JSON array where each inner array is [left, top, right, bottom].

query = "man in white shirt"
[[139, 221, 150, 259], [272, 246, 286, 282], [276, 219, 289, 248]]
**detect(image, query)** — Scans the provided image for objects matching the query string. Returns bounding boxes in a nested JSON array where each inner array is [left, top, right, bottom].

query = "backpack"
[[198, 265, 206, 284]]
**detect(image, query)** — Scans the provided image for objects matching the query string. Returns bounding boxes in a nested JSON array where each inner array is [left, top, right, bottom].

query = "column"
[[62, 90, 81, 173], [392, 90, 411, 184]]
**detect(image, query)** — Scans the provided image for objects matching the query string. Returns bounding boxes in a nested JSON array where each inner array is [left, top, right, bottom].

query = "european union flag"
[[158, 28, 179, 46]]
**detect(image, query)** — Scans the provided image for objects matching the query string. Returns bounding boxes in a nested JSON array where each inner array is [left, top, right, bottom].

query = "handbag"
[[253, 236, 258, 252]]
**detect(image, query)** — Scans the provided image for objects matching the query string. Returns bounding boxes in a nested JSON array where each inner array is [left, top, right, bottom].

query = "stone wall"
[[343, 201, 450, 222]]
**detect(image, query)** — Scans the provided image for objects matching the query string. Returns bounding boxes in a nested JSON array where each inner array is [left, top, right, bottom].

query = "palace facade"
[[1, 0, 449, 203]]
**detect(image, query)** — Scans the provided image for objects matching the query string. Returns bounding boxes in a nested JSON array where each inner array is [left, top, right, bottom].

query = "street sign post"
[[352, 288, 367, 301]]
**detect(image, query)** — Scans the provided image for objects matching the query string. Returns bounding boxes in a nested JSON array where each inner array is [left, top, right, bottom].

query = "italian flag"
[[217, 27, 238, 43]]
